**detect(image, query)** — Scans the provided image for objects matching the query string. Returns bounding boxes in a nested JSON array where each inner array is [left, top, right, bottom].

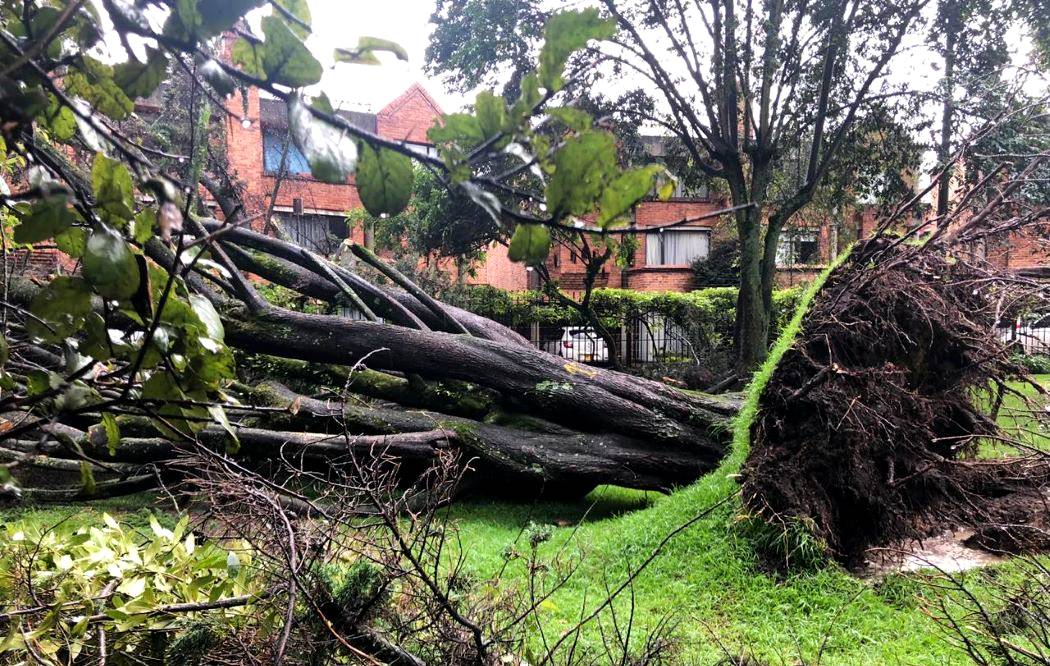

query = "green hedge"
[[445, 284, 802, 342]]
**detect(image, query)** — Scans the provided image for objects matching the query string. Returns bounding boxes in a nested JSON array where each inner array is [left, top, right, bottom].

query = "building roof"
[[258, 97, 377, 134], [376, 82, 443, 120]]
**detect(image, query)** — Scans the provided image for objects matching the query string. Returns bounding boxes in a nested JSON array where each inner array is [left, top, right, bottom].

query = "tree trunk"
[[936, 5, 958, 217], [735, 206, 771, 373]]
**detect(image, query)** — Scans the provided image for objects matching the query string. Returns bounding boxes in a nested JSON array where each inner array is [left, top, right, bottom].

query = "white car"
[[557, 327, 610, 364], [1000, 314, 1050, 355]]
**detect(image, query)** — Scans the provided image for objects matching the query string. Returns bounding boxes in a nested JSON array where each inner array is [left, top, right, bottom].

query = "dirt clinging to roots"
[[741, 239, 1049, 567]]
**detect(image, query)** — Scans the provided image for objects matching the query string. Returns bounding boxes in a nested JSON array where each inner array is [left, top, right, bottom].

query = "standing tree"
[[428, 0, 927, 371]]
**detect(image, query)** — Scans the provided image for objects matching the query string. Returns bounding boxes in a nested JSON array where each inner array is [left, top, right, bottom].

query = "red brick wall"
[[376, 84, 444, 144], [622, 266, 698, 292], [986, 228, 1049, 271], [10, 248, 77, 278], [466, 242, 529, 290], [221, 86, 371, 238]]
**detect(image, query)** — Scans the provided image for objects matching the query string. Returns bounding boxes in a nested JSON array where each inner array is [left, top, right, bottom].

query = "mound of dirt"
[[741, 239, 1049, 566]]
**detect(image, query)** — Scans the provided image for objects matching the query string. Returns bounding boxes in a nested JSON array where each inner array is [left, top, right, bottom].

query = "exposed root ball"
[[742, 239, 1049, 566]]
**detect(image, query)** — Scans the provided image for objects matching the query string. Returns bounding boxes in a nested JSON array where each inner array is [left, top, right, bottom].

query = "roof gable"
[[377, 83, 444, 119]]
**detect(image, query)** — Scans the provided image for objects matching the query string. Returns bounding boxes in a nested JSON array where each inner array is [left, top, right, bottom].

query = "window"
[[263, 130, 311, 175], [645, 229, 710, 266], [406, 142, 438, 159], [776, 230, 820, 266], [277, 213, 348, 256]]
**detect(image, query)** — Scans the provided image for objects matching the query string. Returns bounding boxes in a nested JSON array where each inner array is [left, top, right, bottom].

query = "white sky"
[[299, 0, 468, 113]]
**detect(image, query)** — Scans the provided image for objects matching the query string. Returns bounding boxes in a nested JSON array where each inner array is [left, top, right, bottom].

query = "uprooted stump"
[[741, 238, 1050, 567]]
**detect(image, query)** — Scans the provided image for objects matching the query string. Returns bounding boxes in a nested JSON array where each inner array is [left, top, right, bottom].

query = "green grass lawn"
[[3, 376, 1045, 663], [443, 374, 1048, 664]]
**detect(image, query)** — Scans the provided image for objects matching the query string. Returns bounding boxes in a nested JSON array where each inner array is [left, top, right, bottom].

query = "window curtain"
[[647, 230, 710, 265]]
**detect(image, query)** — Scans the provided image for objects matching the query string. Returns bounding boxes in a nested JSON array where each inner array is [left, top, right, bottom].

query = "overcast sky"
[[298, 0, 468, 113]]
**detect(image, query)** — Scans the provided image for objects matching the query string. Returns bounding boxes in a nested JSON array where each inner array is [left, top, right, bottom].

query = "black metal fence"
[[514, 313, 722, 366]]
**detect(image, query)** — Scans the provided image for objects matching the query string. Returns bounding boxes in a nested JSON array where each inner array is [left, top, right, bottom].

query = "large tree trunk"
[[734, 199, 771, 373], [2, 209, 739, 499]]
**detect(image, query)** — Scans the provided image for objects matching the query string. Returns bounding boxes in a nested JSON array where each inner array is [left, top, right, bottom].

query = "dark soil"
[[741, 238, 1049, 566]]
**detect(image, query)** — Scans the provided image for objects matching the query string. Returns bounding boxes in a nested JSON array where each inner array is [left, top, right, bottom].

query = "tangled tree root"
[[742, 239, 1049, 566]]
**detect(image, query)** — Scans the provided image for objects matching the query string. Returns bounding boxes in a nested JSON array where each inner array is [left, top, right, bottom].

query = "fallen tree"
[[742, 236, 1050, 565]]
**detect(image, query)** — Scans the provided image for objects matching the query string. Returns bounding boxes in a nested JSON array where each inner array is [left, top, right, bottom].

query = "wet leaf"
[[92, 153, 135, 222], [287, 95, 357, 183], [546, 130, 617, 217], [356, 142, 413, 217], [232, 16, 321, 88], [13, 195, 74, 244], [598, 165, 663, 227], [83, 226, 140, 300], [27, 277, 93, 342], [538, 9, 616, 92], [113, 48, 168, 99], [508, 223, 550, 264], [335, 36, 409, 65]]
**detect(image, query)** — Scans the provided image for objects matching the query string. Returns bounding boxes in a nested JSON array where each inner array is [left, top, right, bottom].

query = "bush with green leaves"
[[0, 513, 259, 661], [446, 284, 801, 347], [1015, 353, 1050, 375]]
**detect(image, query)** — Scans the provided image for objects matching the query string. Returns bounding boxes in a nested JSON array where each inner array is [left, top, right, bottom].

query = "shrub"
[[1015, 353, 1050, 375], [691, 238, 740, 287], [445, 284, 801, 350], [0, 513, 258, 661]]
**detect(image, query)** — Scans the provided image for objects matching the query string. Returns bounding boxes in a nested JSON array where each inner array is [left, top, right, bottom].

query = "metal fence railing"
[[997, 317, 1050, 355], [515, 314, 720, 367]]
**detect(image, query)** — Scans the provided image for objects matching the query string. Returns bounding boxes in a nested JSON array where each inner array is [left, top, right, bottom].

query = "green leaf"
[[164, 0, 202, 39], [311, 92, 334, 114], [38, 95, 77, 141], [83, 226, 140, 300], [276, 0, 312, 38], [63, 57, 134, 120], [545, 130, 617, 217], [510, 73, 542, 125], [131, 209, 155, 244], [13, 195, 75, 244], [117, 576, 146, 597], [475, 91, 506, 138], [189, 294, 224, 340], [287, 95, 357, 183], [197, 0, 267, 38], [92, 153, 135, 222], [208, 405, 239, 454], [113, 48, 168, 99], [80, 461, 96, 495], [508, 223, 550, 264], [54, 226, 88, 257], [538, 9, 616, 92], [598, 165, 663, 227], [232, 16, 322, 88], [356, 143, 413, 218], [0, 334, 8, 368], [101, 413, 121, 457], [334, 36, 409, 65], [27, 277, 93, 342], [548, 107, 593, 132], [428, 113, 484, 148]]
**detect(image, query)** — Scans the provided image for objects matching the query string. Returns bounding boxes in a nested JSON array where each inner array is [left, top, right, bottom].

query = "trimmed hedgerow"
[[445, 285, 802, 345]]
